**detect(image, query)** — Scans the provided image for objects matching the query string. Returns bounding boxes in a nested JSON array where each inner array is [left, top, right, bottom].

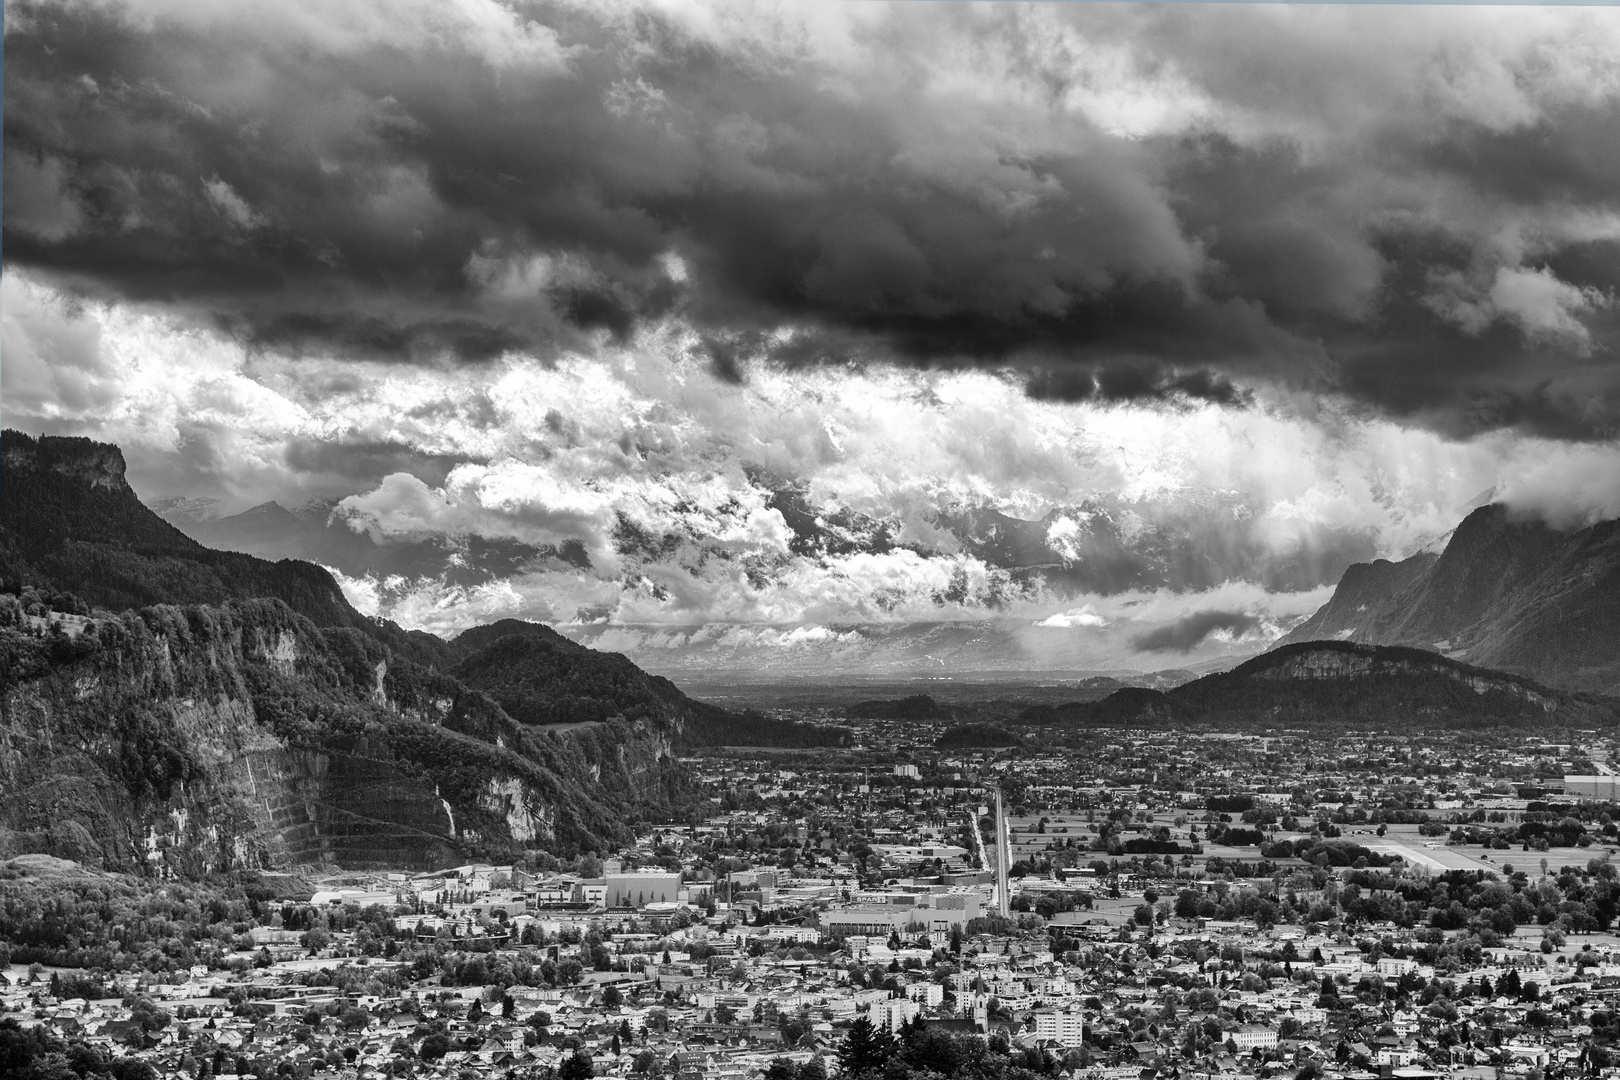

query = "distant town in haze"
[[3, 4, 1620, 1080]]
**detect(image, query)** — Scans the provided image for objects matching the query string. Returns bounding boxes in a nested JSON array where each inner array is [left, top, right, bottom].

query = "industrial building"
[[1564, 776, 1620, 800], [604, 871, 681, 908]]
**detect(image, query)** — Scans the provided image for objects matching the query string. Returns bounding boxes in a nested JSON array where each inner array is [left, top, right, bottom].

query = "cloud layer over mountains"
[[7, 269, 1616, 662], [5, 0, 1620, 668]]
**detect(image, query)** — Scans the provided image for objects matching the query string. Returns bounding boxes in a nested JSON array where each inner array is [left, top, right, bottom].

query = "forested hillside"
[[449, 620, 849, 747], [1019, 642, 1620, 730]]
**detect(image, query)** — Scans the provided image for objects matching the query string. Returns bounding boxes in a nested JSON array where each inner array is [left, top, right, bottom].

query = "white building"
[[1289, 1005, 1327, 1026], [1033, 1009, 1085, 1048], [1231, 1026, 1278, 1052], [870, 998, 921, 1033], [905, 982, 944, 1006]]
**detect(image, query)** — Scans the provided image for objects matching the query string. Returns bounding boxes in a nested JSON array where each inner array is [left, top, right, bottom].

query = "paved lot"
[[1365, 835, 1499, 872]]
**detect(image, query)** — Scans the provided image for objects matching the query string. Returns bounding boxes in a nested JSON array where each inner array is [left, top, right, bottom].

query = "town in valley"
[[12, 723, 1620, 1080]]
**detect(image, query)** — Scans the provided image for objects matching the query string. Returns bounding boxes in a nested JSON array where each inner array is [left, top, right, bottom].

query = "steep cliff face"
[[1367, 505, 1571, 647], [1277, 553, 1437, 644], [0, 597, 691, 873], [1277, 506, 1620, 694]]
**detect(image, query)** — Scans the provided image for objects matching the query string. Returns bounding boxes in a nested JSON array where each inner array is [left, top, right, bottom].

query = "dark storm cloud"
[[1130, 610, 1262, 653], [6, 1, 1620, 436], [1025, 363, 1253, 408]]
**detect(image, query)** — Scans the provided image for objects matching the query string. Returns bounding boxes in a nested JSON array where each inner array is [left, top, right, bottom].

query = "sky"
[[5, 0, 1620, 672]]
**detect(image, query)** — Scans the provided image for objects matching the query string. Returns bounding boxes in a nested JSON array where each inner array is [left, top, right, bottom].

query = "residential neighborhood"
[[10, 727, 1620, 1080]]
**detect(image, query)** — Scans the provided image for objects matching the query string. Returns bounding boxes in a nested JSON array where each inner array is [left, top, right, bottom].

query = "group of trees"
[[0, 871, 280, 973], [0, 1017, 156, 1080], [1148, 858, 1620, 950], [1445, 811, 1618, 852], [1010, 890, 1093, 920], [835, 1016, 1070, 1080]]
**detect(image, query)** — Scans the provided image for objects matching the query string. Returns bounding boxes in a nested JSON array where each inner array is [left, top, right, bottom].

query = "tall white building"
[[905, 982, 944, 1006], [870, 998, 922, 1033], [1033, 1009, 1084, 1047]]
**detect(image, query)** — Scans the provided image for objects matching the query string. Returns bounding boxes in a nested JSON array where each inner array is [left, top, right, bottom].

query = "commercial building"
[[821, 889, 982, 939], [1564, 776, 1620, 800]]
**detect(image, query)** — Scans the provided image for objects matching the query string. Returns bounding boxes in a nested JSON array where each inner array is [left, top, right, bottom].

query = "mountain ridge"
[[0, 430, 843, 874], [1276, 504, 1620, 694], [1020, 640, 1619, 730]]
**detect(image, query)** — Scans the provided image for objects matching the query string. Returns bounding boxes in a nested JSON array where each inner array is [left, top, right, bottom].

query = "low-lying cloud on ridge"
[[1130, 610, 1265, 654]]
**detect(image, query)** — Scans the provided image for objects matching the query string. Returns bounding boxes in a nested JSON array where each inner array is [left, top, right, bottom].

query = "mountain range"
[[2, 430, 1615, 876], [1276, 503, 1620, 695]]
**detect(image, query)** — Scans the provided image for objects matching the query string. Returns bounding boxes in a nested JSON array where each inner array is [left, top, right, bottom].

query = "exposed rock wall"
[[0, 596, 686, 873]]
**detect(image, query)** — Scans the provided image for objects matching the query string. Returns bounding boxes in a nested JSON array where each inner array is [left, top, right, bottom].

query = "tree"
[[560, 1050, 594, 1080], [837, 1016, 893, 1076], [126, 996, 172, 1032], [418, 1033, 451, 1061]]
